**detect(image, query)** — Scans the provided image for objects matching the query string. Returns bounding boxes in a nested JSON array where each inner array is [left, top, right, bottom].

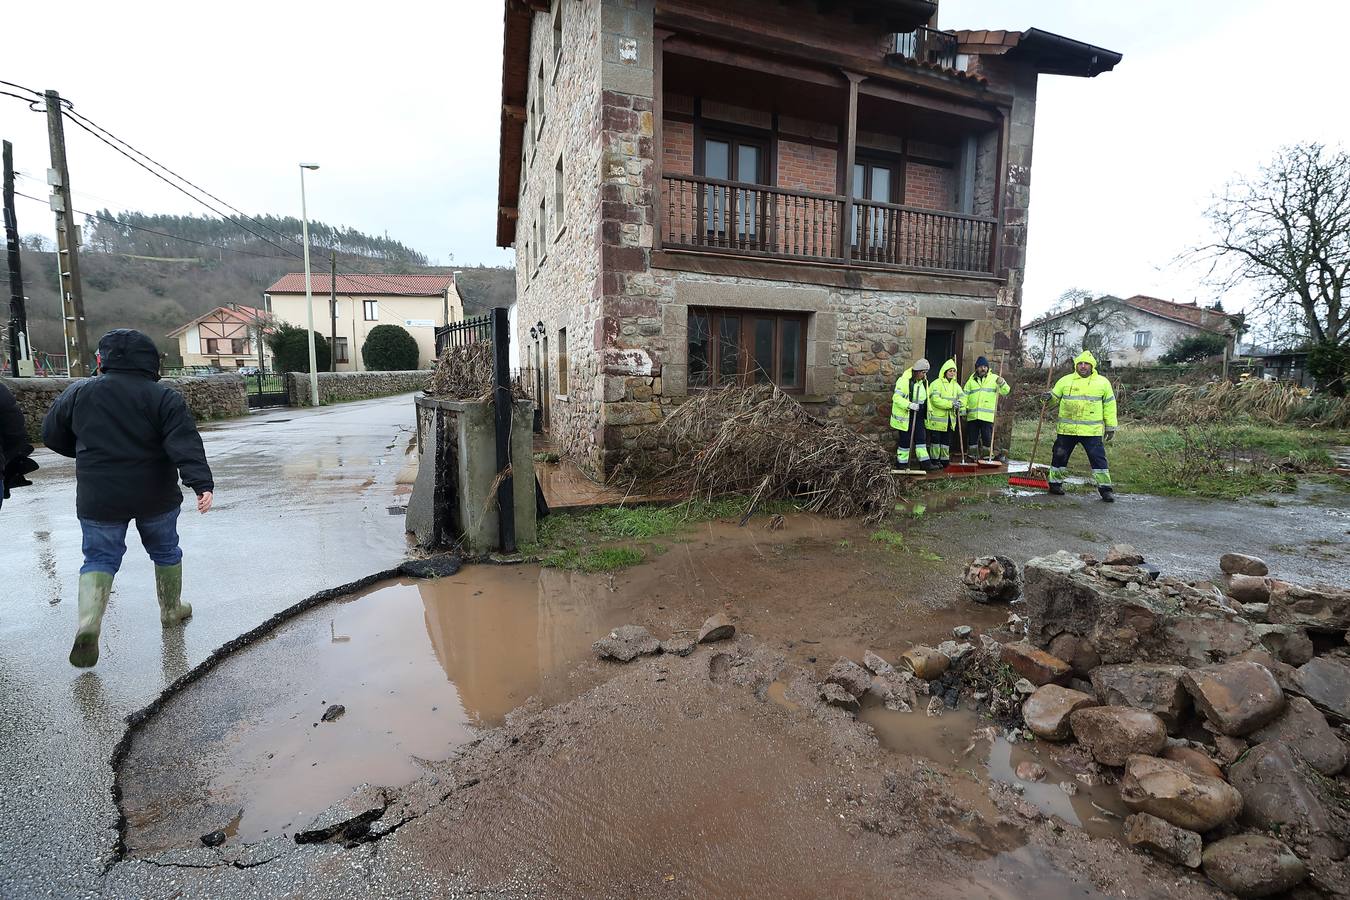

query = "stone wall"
[[285, 371, 429, 408], [1, 375, 248, 444]]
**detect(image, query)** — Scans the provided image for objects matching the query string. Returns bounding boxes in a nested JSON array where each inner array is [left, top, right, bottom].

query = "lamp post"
[[299, 163, 320, 407]]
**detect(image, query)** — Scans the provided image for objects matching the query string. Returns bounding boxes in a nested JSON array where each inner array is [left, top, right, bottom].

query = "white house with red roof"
[[263, 273, 463, 371], [1021, 294, 1242, 366], [167, 304, 268, 370]]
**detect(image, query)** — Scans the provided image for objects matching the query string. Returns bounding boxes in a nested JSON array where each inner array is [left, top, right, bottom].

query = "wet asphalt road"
[[0, 395, 417, 898]]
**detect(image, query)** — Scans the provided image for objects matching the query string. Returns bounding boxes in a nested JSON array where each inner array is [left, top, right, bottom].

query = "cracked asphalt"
[[0, 395, 417, 898]]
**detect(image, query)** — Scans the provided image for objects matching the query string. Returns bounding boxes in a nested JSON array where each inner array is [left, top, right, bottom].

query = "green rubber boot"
[[156, 563, 192, 627], [70, 572, 113, 668]]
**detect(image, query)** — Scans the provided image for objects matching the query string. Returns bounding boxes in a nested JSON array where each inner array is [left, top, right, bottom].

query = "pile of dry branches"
[[426, 343, 495, 400], [647, 384, 905, 521], [1133, 379, 1350, 428]]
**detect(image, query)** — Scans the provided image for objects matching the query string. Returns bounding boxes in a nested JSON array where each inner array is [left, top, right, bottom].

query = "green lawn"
[[1011, 419, 1348, 500]]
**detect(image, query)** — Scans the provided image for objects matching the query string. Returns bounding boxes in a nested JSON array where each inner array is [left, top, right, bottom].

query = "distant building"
[[167, 305, 267, 370], [1021, 295, 1241, 367], [264, 273, 464, 371]]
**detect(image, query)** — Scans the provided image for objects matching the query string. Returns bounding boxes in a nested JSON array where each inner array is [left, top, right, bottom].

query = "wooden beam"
[[499, 206, 520, 220], [663, 37, 845, 89], [503, 103, 527, 120], [839, 71, 863, 262], [858, 80, 1000, 124], [653, 29, 671, 252]]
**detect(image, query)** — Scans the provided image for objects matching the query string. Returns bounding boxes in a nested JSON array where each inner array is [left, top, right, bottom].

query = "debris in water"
[[200, 830, 226, 848], [697, 613, 736, 644], [321, 704, 346, 723]]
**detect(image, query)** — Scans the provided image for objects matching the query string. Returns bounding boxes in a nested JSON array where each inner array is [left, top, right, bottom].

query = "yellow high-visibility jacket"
[[925, 359, 963, 433], [1051, 350, 1118, 437], [890, 367, 929, 431], [962, 370, 1010, 424]]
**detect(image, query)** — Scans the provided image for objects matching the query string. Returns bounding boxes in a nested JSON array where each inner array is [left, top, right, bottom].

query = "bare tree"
[[1197, 143, 1349, 347]]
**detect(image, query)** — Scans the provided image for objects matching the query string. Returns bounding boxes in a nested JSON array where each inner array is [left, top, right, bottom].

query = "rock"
[[659, 637, 696, 657], [825, 658, 872, 698], [899, 646, 950, 680], [936, 640, 974, 664], [1210, 734, 1247, 766], [1182, 661, 1285, 736], [1252, 624, 1315, 667], [1160, 746, 1225, 781], [321, 704, 346, 723], [1119, 754, 1243, 832], [594, 625, 661, 662], [867, 671, 916, 712], [1070, 706, 1167, 766], [1202, 834, 1306, 898], [1015, 760, 1047, 782], [1000, 641, 1070, 686], [296, 785, 389, 844], [952, 625, 973, 640], [1090, 664, 1191, 732], [1268, 580, 1350, 633], [1248, 696, 1346, 775], [1228, 742, 1346, 860], [398, 553, 462, 578], [963, 555, 1022, 603], [1124, 812, 1202, 868], [1047, 632, 1100, 677], [1227, 574, 1272, 604], [1023, 684, 1097, 741], [818, 683, 860, 712], [697, 613, 736, 644], [1239, 602, 1270, 622], [1293, 656, 1350, 722], [200, 830, 227, 848], [1220, 553, 1270, 577], [1014, 678, 1037, 696], [925, 696, 944, 716], [1105, 543, 1144, 566], [862, 650, 894, 676]]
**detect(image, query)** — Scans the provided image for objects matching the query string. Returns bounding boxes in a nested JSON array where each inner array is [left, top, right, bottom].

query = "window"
[[363, 300, 379, 321], [557, 327, 568, 395], [1134, 330, 1152, 350], [230, 338, 247, 355], [852, 158, 899, 250], [554, 156, 565, 236], [552, 1, 563, 70], [204, 338, 220, 354], [698, 134, 767, 238], [334, 336, 350, 363], [535, 60, 546, 138], [688, 308, 806, 392], [538, 199, 547, 260]]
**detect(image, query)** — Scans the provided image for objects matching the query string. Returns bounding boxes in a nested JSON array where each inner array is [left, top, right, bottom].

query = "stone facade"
[[2, 375, 248, 444], [285, 371, 430, 408]]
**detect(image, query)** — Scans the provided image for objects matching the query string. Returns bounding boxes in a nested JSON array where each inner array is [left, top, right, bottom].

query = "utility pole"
[[45, 91, 90, 377], [4, 140, 32, 377], [329, 250, 337, 371]]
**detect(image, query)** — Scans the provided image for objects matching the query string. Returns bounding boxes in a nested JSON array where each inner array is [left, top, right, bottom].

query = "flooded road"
[[119, 567, 632, 850]]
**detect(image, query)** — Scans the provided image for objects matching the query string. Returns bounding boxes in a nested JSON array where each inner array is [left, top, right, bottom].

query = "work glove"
[[1104, 427, 1117, 443], [908, 401, 920, 411], [997, 376, 1007, 387], [1040, 391, 1054, 403]]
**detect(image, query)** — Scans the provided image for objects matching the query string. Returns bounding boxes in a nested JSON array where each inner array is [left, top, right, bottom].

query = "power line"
[[0, 79, 43, 97]]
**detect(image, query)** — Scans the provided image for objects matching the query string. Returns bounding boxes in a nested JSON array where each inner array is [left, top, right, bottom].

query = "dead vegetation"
[[644, 384, 905, 522], [426, 343, 525, 402], [1133, 378, 1350, 428]]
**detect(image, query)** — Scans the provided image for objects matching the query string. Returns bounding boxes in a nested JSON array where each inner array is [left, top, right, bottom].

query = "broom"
[[946, 384, 981, 473], [977, 355, 1007, 467], [891, 384, 926, 476], [1009, 348, 1057, 490]]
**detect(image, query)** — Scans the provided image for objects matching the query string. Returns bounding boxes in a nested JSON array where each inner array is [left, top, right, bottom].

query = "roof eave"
[[1007, 28, 1122, 77]]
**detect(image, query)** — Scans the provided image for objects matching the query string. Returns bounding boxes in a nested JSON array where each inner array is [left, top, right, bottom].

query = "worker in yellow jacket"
[[1046, 350, 1118, 502], [963, 355, 1009, 460], [925, 359, 963, 468], [890, 358, 936, 470]]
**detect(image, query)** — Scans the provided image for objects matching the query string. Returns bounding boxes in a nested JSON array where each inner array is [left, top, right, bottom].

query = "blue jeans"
[[80, 506, 183, 576]]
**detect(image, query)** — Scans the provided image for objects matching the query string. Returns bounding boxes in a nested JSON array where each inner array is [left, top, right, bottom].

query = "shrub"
[[362, 324, 420, 371], [1308, 341, 1350, 397], [266, 323, 330, 373], [1160, 333, 1227, 364]]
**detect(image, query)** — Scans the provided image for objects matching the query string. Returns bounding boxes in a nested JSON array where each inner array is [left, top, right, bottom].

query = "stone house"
[[167, 305, 267, 370], [498, 0, 1121, 475], [264, 273, 464, 371], [1021, 295, 1242, 368]]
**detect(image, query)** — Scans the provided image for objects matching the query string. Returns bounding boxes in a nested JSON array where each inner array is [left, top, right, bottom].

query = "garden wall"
[[284, 371, 430, 407]]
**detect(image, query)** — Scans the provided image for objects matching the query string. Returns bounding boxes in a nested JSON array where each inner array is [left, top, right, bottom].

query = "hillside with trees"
[[9, 211, 514, 367]]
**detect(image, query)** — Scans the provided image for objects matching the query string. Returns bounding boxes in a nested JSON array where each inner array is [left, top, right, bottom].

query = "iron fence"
[[892, 27, 960, 70], [436, 314, 493, 356]]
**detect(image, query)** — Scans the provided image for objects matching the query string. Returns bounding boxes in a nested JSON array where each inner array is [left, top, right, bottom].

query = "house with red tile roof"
[[1021, 294, 1242, 366], [263, 273, 464, 371], [168, 304, 268, 370]]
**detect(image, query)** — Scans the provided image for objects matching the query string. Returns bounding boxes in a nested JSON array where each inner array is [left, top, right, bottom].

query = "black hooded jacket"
[[0, 382, 36, 499], [42, 330, 214, 520]]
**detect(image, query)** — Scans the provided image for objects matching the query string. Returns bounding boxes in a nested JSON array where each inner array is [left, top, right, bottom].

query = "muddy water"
[[860, 705, 1127, 839], [119, 566, 631, 851]]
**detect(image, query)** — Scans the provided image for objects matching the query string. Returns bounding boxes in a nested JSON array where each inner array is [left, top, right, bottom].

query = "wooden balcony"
[[660, 174, 998, 276]]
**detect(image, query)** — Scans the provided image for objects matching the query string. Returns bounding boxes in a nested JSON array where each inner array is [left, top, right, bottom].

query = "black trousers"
[[1049, 434, 1113, 487], [965, 420, 994, 453]]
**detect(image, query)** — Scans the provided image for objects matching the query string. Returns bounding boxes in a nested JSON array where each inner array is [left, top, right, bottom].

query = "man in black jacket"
[[0, 381, 37, 512], [43, 330, 214, 668]]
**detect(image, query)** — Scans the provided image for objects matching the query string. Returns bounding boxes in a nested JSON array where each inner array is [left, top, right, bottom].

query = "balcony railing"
[[661, 174, 997, 275], [892, 26, 960, 71]]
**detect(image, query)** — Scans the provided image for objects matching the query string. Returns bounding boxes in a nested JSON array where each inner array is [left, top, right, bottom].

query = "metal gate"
[[246, 372, 288, 409]]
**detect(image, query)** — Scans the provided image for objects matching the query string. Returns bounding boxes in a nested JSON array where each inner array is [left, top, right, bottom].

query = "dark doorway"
[[924, 320, 965, 376]]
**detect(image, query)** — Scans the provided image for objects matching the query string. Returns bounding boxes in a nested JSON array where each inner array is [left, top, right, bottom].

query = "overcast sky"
[[2, 1, 1345, 318]]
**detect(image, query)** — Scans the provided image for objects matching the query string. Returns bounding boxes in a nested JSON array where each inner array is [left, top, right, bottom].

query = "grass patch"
[[968, 511, 993, 521], [542, 545, 646, 573], [916, 549, 943, 562], [1012, 419, 1349, 500], [870, 529, 907, 549], [1077, 530, 1102, 542]]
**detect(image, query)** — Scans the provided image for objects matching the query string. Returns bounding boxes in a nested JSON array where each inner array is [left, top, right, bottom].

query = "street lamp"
[[299, 163, 321, 408]]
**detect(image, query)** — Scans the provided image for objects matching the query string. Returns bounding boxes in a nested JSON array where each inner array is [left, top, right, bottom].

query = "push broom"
[[977, 355, 1007, 468], [946, 383, 981, 474], [1008, 348, 1057, 490]]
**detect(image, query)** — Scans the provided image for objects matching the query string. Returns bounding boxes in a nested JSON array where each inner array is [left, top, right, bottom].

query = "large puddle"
[[119, 566, 630, 851]]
